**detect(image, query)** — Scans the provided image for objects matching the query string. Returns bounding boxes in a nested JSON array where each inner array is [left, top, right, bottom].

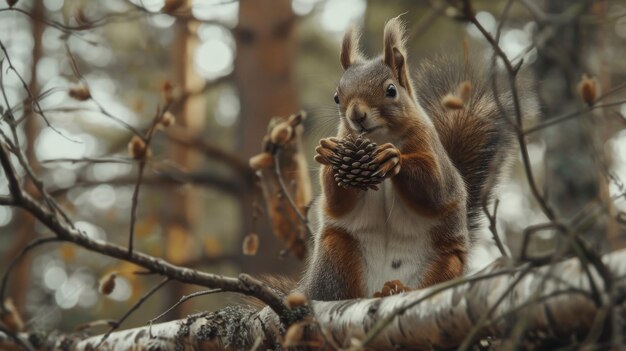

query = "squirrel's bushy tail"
[[233, 275, 297, 309], [414, 54, 538, 237]]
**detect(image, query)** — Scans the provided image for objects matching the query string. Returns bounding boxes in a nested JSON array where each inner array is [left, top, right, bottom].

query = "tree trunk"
[[163, 10, 208, 318], [4, 0, 45, 313], [234, 0, 302, 271]]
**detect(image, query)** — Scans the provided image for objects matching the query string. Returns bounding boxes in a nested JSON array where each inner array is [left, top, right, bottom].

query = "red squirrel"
[[300, 17, 537, 300]]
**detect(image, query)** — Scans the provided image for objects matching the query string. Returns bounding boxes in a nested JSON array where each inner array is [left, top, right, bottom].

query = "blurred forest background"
[[0, 0, 625, 336]]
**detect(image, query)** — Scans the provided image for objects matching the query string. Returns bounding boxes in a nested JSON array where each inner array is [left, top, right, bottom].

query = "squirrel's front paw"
[[314, 137, 340, 165], [372, 143, 401, 179], [372, 280, 412, 298]]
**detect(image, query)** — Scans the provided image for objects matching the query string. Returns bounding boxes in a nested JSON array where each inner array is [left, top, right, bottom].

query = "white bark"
[[2, 249, 624, 350]]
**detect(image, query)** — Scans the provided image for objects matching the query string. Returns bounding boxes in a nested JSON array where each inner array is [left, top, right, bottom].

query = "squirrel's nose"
[[350, 105, 367, 123]]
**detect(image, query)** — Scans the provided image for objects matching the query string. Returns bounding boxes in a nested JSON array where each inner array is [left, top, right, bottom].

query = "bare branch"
[[167, 127, 253, 178], [95, 278, 171, 349], [148, 288, 222, 329], [7, 188, 290, 319], [0, 237, 63, 314], [0, 144, 22, 201], [3, 249, 625, 350]]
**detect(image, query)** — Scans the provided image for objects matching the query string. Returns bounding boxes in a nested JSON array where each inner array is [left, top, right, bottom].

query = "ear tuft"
[[340, 26, 363, 70], [383, 15, 407, 69], [383, 15, 412, 92]]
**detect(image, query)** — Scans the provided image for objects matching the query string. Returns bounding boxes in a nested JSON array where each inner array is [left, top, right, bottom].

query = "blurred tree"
[[163, 4, 207, 318], [535, 2, 598, 221], [4, 0, 44, 313], [234, 0, 301, 272]]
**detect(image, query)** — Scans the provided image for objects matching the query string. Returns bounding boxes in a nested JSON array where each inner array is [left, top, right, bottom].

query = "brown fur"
[[320, 165, 359, 218], [418, 251, 465, 288], [391, 125, 465, 218], [234, 275, 297, 309], [320, 227, 364, 298], [414, 55, 526, 233], [417, 219, 469, 288]]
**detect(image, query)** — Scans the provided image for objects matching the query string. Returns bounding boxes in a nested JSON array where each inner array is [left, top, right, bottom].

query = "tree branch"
[[3, 249, 625, 350], [9, 189, 290, 319]]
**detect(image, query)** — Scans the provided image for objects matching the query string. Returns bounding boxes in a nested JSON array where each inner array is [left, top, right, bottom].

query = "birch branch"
[[3, 249, 625, 350]]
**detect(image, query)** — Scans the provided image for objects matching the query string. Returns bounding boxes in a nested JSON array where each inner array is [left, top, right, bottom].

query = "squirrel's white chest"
[[326, 180, 436, 296]]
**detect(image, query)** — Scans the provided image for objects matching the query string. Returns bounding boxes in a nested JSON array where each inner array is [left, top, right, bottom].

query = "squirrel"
[[299, 17, 537, 301]]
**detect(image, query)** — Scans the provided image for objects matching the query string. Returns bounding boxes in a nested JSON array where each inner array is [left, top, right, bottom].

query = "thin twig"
[[0, 40, 78, 142], [468, 0, 613, 301], [128, 158, 147, 255], [272, 149, 312, 236], [127, 104, 171, 255], [523, 99, 626, 135], [484, 199, 509, 257], [0, 324, 33, 351], [0, 144, 23, 201], [3, 187, 289, 318], [41, 157, 135, 164], [0, 56, 75, 228], [470, 11, 557, 221], [457, 265, 534, 351], [0, 238, 62, 314], [406, 0, 446, 40], [94, 277, 171, 350], [148, 288, 222, 336], [167, 128, 252, 178], [0, 196, 15, 206]]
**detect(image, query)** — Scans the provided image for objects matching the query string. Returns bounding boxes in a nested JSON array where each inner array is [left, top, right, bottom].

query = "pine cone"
[[328, 135, 384, 191]]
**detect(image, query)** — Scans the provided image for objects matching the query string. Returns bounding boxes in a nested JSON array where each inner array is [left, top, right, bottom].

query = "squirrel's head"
[[335, 17, 421, 144]]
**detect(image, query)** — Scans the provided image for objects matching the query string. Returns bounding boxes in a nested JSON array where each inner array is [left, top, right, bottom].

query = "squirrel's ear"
[[340, 26, 362, 70], [383, 16, 412, 92]]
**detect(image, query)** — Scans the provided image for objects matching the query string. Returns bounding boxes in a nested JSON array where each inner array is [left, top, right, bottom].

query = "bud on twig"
[[6, 0, 18, 8], [270, 122, 294, 146], [128, 135, 149, 160], [441, 94, 464, 110], [577, 74, 597, 106], [242, 233, 259, 256], [283, 322, 305, 347], [161, 80, 174, 104], [68, 84, 91, 101], [74, 7, 90, 25], [161, 0, 184, 14], [249, 152, 274, 169], [287, 111, 305, 127], [285, 292, 308, 308], [99, 273, 117, 295], [159, 111, 176, 128], [1, 299, 24, 332], [349, 337, 365, 351], [445, 0, 474, 21]]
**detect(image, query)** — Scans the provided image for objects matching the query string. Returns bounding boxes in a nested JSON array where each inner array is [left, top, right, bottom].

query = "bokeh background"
[[0, 0, 625, 333]]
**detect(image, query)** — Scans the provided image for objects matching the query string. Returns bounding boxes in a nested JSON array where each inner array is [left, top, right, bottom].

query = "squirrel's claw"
[[376, 157, 401, 178], [372, 144, 401, 178], [319, 137, 339, 150], [315, 138, 338, 165], [372, 280, 412, 298], [314, 153, 330, 165]]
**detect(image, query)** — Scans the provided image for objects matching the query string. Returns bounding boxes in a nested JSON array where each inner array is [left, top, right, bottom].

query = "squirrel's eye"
[[386, 84, 397, 98], [334, 92, 340, 104]]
